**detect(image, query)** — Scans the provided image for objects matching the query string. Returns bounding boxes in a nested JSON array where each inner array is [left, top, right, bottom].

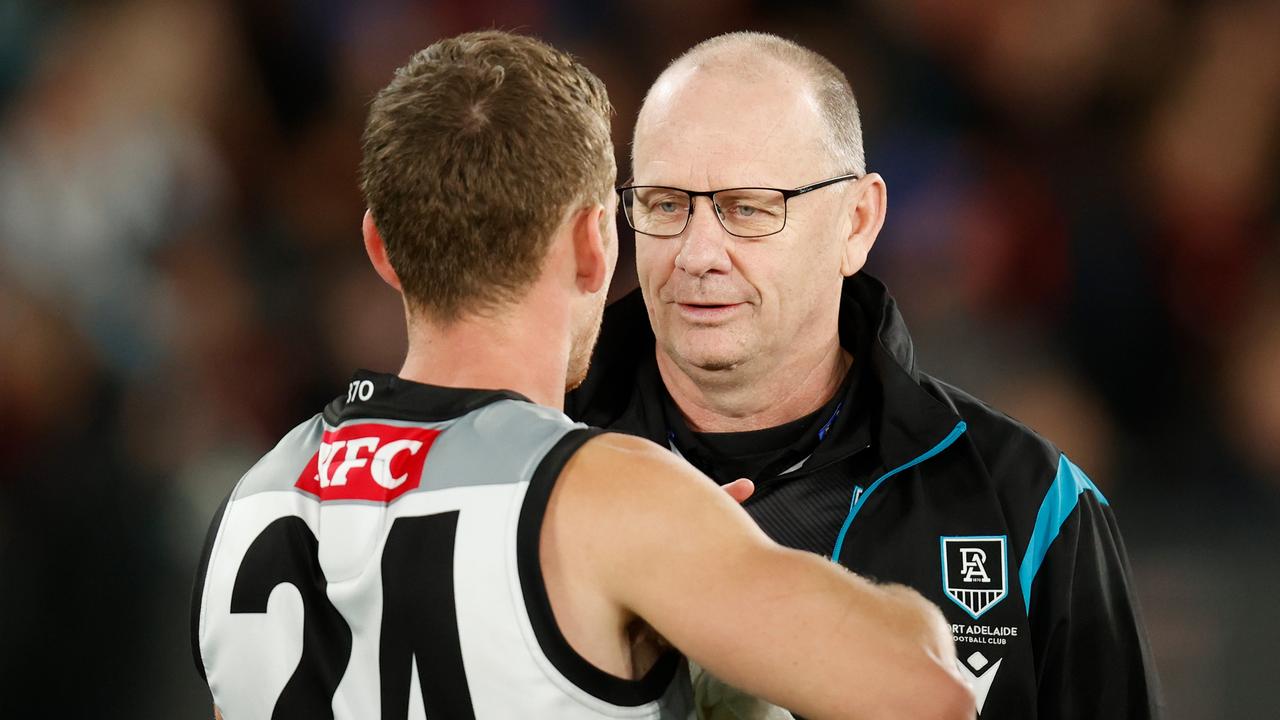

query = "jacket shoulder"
[[920, 374, 1064, 495]]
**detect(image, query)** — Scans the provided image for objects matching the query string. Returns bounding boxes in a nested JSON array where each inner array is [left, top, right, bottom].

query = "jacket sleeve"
[[1022, 455, 1162, 719]]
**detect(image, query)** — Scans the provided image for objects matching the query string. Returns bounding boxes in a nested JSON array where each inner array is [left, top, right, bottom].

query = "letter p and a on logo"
[[940, 536, 1008, 620]]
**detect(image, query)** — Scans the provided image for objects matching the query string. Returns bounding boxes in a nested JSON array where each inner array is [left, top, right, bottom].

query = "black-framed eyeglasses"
[[615, 173, 861, 238]]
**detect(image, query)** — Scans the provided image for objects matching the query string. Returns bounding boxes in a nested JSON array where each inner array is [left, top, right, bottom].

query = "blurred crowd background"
[[1, 0, 1277, 716]]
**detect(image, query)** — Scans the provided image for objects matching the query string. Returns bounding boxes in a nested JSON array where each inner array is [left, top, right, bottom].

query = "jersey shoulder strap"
[[516, 427, 687, 708]]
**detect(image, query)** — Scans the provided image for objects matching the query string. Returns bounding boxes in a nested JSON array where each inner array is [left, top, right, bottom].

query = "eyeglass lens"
[[622, 187, 787, 237]]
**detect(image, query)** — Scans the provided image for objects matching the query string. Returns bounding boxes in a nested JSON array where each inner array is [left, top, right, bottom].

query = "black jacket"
[[566, 273, 1160, 719]]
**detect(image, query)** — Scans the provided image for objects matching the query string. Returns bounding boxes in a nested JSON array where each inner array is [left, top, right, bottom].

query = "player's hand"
[[721, 478, 754, 504]]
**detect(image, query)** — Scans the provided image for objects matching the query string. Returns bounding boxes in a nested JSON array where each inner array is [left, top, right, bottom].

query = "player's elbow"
[[858, 660, 973, 720], [877, 584, 975, 719], [915, 665, 976, 720], [881, 638, 975, 720]]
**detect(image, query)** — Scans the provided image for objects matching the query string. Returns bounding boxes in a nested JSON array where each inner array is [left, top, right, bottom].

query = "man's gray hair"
[[642, 32, 866, 176]]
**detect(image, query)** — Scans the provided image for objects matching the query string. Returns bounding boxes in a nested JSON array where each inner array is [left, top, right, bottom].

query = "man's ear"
[[570, 204, 610, 294], [363, 209, 402, 292], [839, 173, 887, 277]]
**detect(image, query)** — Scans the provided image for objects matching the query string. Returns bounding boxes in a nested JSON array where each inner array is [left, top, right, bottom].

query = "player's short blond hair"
[[361, 31, 615, 322]]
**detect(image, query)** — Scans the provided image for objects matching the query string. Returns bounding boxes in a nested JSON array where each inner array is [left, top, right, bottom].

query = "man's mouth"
[[675, 301, 745, 320]]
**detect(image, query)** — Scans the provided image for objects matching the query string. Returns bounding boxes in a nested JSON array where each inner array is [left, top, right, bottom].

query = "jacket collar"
[[565, 273, 963, 471], [842, 274, 965, 469]]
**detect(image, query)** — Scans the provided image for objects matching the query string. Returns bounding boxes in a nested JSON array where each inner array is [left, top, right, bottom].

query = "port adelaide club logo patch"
[[940, 536, 1008, 619]]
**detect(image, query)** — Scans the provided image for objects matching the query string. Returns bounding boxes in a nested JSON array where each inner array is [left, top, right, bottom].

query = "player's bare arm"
[[542, 432, 975, 720]]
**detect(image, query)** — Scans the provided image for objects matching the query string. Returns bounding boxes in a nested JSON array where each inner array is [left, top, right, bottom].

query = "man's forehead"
[[634, 61, 827, 187]]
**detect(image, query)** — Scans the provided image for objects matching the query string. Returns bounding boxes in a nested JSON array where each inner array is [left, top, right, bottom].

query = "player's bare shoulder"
[[543, 431, 708, 555], [553, 431, 762, 548], [545, 430, 775, 601], [562, 431, 724, 499]]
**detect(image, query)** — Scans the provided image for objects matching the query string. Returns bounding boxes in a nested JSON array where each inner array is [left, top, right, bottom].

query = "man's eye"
[[650, 198, 687, 214], [728, 202, 777, 218]]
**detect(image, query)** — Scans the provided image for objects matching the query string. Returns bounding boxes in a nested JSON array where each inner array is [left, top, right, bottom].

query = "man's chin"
[[672, 344, 748, 373], [564, 366, 588, 393], [665, 326, 754, 373], [564, 331, 599, 393]]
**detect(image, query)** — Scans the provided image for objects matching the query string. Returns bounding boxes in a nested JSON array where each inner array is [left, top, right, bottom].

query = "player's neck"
[[398, 300, 571, 411], [657, 337, 851, 433]]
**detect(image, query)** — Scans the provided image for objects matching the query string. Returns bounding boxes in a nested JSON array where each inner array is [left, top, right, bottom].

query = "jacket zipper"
[[830, 420, 968, 560]]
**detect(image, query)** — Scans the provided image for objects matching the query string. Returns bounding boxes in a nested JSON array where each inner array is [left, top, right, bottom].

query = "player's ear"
[[363, 209, 403, 292], [839, 173, 887, 277], [570, 203, 610, 295]]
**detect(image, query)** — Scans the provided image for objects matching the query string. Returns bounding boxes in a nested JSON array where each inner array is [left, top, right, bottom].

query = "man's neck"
[[397, 304, 570, 411], [656, 339, 852, 433]]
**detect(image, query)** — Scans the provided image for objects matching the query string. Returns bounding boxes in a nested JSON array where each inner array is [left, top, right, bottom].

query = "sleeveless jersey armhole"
[[515, 428, 682, 706]]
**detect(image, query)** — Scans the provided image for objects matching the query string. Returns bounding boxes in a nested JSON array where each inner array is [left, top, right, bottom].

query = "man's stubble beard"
[[564, 297, 607, 393]]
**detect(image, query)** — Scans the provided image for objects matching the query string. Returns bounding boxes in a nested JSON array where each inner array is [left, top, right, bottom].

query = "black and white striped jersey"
[[192, 371, 693, 719]]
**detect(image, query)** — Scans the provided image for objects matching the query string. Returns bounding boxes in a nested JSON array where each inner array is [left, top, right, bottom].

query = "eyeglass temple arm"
[[783, 173, 862, 198]]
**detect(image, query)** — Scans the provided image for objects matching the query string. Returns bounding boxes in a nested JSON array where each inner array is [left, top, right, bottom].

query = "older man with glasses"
[[569, 31, 1159, 719]]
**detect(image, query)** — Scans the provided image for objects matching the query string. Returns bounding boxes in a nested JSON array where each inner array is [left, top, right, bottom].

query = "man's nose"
[[675, 196, 733, 277]]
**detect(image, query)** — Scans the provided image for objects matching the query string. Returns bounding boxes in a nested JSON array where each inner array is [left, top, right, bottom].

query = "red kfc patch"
[[296, 423, 440, 503]]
